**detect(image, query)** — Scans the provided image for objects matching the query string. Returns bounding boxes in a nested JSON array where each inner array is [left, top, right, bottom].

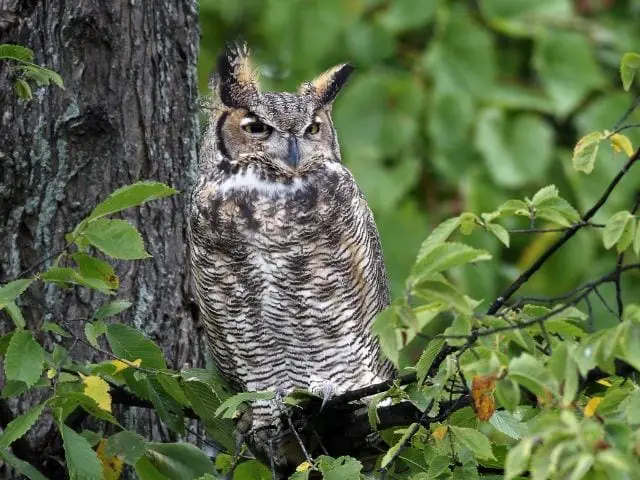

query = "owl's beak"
[[286, 136, 300, 168]]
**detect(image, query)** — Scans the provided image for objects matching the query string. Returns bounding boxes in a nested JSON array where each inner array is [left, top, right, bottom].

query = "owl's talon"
[[309, 380, 342, 411]]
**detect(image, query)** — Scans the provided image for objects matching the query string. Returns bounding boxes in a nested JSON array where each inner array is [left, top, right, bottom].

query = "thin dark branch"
[[584, 296, 594, 333], [592, 286, 620, 321], [487, 147, 640, 315], [612, 96, 640, 131], [3, 243, 71, 283], [450, 264, 640, 339], [507, 222, 604, 234], [615, 252, 625, 319]]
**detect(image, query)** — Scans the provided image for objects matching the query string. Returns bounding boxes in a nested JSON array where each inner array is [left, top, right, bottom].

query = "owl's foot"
[[308, 379, 343, 411]]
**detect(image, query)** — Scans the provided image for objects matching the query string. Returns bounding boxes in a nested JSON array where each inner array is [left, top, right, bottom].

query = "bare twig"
[[3, 243, 71, 283]]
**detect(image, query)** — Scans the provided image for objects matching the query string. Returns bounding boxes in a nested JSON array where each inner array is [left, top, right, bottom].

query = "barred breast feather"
[[188, 159, 392, 399]]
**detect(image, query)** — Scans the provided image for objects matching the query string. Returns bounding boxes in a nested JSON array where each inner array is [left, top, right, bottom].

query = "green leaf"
[[82, 218, 150, 260], [106, 323, 166, 369], [504, 437, 534, 480], [80, 430, 101, 447], [4, 331, 45, 387], [569, 454, 594, 480], [72, 252, 119, 290], [41, 266, 114, 294], [617, 217, 636, 253], [508, 353, 559, 399], [0, 44, 35, 62], [416, 339, 446, 384], [443, 315, 472, 346], [135, 456, 169, 480], [0, 332, 14, 356], [450, 425, 495, 460], [620, 52, 640, 91], [378, 0, 437, 33], [40, 322, 69, 337], [316, 455, 363, 480], [489, 410, 528, 440], [413, 280, 475, 315], [423, 8, 496, 98], [572, 131, 603, 174], [416, 217, 462, 260], [89, 182, 178, 221], [381, 424, 418, 469], [5, 301, 25, 328], [0, 279, 34, 310], [411, 242, 491, 283], [486, 223, 510, 247], [531, 185, 558, 205], [0, 403, 45, 449], [156, 374, 190, 406], [106, 431, 147, 465], [49, 392, 118, 425], [498, 199, 529, 216], [619, 322, 640, 372], [0, 448, 49, 480], [372, 306, 401, 367], [2, 380, 30, 398], [534, 31, 604, 116], [84, 321, 107, 349], [182, 379, 234, 450], [603, 210, 634, 250], [21, 66, 52, 86], [61, 424, 103, 480], [94, 299, 132, 320], [14, 78, 33, 99], [214, 391, 275, 418], [145, 442, 215, 480], [634, 221, 640, 256], [475, 110, 554, 187], [495, 378, 520, 412], [141, 376, 185, 433], [43, 68, 63, 88], [232, 459, 271, 479]]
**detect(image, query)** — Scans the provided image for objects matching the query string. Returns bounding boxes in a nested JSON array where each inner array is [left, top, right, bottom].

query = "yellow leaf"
[[584, 397, 602, 418], [296, 461, 312, 472], [610, 133, 634, 157], [97, 439, 124, 480], [596, 379, 612, 388], [432, 426, 448, 441], [109, 358, 142, 373], [81, 374, 112, 412], [46, 368, 57, 379]]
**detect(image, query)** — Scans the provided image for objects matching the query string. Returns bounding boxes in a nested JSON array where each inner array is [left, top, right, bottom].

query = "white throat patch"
[[216, 168, 307, 195]]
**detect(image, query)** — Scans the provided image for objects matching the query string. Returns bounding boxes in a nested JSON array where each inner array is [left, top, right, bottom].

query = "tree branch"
[[487, 147, 640, 315]]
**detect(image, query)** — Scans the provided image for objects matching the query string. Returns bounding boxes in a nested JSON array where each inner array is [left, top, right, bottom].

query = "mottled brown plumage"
[[188, 42, 393, 474]]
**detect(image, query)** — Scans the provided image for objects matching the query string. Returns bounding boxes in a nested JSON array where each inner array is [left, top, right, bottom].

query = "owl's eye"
[[242, 121, 273, 136], [306, 122, 321, 135]]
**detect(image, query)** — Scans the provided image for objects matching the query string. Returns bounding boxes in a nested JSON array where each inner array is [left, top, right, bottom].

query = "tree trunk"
[[0, 0, 201, 476]]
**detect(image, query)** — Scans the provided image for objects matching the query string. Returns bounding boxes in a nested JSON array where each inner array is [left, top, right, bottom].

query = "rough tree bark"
[[0, 0, 201, 476]]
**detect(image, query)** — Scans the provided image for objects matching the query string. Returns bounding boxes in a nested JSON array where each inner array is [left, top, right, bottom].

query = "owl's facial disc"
[[233, 111, 330, 170]]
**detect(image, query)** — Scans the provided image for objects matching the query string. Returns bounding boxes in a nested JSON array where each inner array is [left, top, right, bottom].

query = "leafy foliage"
[[0, 43, 64, 99], [4, 6, 640, 480]]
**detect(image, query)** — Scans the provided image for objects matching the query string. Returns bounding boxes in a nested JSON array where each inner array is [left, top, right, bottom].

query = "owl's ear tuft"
[[213, 41, 260, 108], [301, 63, 354, 106]]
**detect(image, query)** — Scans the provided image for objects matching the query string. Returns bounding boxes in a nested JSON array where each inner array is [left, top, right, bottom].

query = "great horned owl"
[[188, 42, 393, 474]]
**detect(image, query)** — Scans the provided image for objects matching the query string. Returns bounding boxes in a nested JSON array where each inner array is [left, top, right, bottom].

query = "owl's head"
[[205, 42, 353, 175]]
